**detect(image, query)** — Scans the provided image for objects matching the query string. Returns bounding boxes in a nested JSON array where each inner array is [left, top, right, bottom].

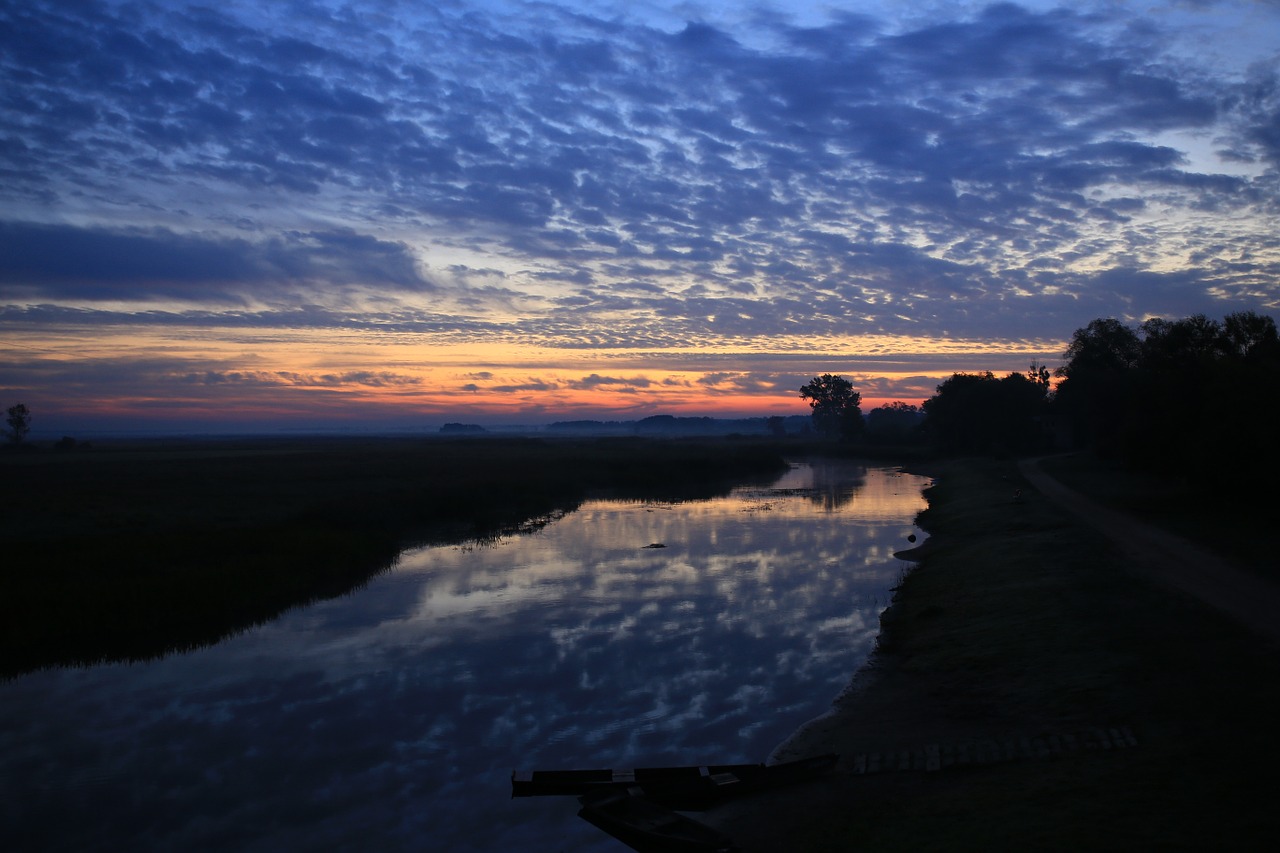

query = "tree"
[[798, 374, 863, 439], [1221, 311, 1279, 362], [922, 372, 998, 452], [1059, 318, 1142, 375], [1051, 311, 1280, 493], [865, 401, 924, 442], [1054, 318, 1141, 453], [1027, 359, 1051, 389], [922, 371, 1051, 454], [6, 403, 31, 444]]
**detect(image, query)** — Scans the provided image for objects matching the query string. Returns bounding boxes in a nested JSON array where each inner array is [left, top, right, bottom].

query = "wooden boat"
[[577, 787, 738, 853], [512, 752, 838, 810]]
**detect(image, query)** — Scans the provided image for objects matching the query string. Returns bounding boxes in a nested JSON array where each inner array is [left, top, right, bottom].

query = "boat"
[[511, 753, 838, 810], [577, 786, 738, 853]]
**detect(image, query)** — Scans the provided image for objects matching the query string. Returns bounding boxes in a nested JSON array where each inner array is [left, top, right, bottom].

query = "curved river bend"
[[1, 460, 930, 852]]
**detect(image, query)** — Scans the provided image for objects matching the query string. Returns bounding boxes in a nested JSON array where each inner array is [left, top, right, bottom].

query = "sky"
[[2, 0, 1278, 434]]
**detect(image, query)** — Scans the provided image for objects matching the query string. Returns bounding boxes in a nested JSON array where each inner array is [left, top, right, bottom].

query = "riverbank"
[[705, 455, 1280, 850], [1, 436, 789, 678]]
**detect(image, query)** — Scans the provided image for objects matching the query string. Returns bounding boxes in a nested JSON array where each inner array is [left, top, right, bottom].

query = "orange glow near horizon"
[[4, 322, 1064, 428]]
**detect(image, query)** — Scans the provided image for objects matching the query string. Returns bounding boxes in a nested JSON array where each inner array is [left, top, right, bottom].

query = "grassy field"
[[0, 435, 788, 678], [708, 453, 1280, 851]]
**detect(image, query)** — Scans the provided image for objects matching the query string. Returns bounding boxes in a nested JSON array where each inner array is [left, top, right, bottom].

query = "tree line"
[[799, 310, 1279, 483], [1054, 311, 1279, 485]]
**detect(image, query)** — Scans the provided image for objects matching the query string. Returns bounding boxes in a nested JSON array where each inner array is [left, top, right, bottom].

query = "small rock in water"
[[643, 542, 667, 549]]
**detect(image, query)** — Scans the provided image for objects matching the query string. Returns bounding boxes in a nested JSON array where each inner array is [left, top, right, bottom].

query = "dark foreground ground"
[[704, 454, 1280, 851], [0, 435, 789, 678], [9, 440, 1278, 850]]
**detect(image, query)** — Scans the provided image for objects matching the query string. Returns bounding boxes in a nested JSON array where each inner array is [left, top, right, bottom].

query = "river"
[[1, 460, 929, 851]]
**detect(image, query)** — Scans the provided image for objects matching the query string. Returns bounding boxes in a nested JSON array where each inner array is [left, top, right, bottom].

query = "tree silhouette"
[[6, 403, 31, 444], [865, 401, 923, 442], [1054, 311, 1280, 491], [922, 371, 1051, 454], [798, 374, 863, 439], [1222, 311, 1280, 361], [1053, 318, 1142, 453]]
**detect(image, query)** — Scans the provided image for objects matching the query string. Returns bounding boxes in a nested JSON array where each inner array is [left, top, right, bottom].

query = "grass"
[[710, 454, 1280, 850], [1040, 451, 1274, 577], [0, 435, 789, 678]]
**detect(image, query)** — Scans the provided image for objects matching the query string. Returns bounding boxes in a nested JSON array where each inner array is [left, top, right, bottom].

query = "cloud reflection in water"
[[0, 461, 927, 852]]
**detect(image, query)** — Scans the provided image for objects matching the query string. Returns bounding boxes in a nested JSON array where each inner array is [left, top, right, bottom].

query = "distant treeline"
[[546, 414, 814, 437]]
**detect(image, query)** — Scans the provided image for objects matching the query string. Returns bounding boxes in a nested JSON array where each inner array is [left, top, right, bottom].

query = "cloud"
[[0, 221, 433, 302], [488, 379, 561, 394], [565, 373, 653, 390], [188, 370, 423, 388], [2, 0, 1278, 427], [6, 2, 1262, 266]]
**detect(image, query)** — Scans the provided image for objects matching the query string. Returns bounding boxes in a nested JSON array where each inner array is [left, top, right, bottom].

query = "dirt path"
[[1018, 456, 1280, 647]]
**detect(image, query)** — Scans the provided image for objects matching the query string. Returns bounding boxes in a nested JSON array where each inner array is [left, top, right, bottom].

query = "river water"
[[1, 460, 929, 852]]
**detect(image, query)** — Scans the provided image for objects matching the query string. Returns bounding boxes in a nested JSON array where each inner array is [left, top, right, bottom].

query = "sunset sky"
[[2, 0, 1278, 434]]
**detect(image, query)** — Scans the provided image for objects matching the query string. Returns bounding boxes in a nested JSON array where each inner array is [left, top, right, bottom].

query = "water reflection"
[[0, 461, 928, 852]]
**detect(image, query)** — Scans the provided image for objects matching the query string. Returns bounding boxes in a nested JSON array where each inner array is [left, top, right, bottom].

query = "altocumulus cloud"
[[0, 221, 433, 302], [0, 0, 1277, 347], [567, 374, 653, 390], [188, 370, 423, 388]]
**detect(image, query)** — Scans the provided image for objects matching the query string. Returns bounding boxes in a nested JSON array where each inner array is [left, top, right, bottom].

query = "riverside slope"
[[703, 456, 1280, 851]]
